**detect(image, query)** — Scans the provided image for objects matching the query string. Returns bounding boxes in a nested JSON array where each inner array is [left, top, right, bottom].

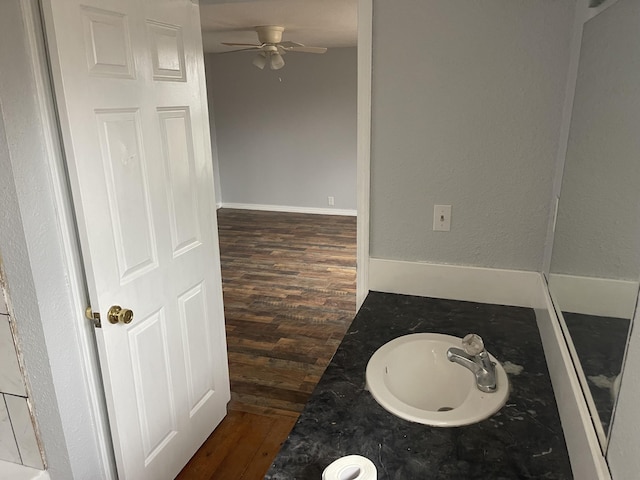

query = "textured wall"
[[206, 47, 357, 211], [550, 0, 640, 281], [0, 100, 72, 478], [370, 0, 575, 270], [0, 0, 111, 477]]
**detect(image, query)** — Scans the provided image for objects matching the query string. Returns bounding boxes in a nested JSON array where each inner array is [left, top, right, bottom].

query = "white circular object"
[[322, 455, 377, 480], [365, 333, 510, 427]]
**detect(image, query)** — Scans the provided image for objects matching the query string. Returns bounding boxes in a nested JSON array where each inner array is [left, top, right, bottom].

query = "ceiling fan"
[[221, 25, 328, 71]]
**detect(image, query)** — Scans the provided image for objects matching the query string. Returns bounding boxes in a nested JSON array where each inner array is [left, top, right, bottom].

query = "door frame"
[[1, 0, 117, 476], [356, 0, 372, 310], [22, 0, 372, 476]]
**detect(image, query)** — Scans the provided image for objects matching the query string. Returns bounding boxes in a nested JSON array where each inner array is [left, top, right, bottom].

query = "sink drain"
[[437, 406, 454, 412]]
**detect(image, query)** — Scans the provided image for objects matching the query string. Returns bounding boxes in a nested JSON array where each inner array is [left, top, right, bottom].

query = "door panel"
[[148, 21, 186, 81], [178, 282, 217, 414], [128, 310, 177, 461], [81, 6, 135, 79], [96, 108, 159, 280], [42, 0, 230, 478], [158, 107, 202, 256]]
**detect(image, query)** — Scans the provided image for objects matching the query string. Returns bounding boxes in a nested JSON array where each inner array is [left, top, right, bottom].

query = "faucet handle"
[[462, 333, 485, 356]]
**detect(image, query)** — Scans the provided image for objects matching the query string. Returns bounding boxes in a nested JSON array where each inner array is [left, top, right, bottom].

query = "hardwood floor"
[[176, 209, 357, 479], [176, 410, 297, 480]]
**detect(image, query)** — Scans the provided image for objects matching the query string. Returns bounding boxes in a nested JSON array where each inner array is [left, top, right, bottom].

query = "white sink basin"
[[365, 333, 509, 427]]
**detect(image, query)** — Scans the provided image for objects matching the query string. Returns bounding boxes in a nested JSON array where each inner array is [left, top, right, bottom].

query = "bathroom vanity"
[[266, 292, 572, 479]]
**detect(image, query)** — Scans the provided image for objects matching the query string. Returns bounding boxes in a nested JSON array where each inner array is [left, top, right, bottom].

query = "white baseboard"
[[548, 273, 638, 319], [220, 202, 357, 217], [368, 258, 543, 308], [535, 281, 611, 480]]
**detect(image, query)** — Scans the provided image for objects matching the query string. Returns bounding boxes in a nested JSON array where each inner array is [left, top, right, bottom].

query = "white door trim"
[[356, 0, 372, 310]]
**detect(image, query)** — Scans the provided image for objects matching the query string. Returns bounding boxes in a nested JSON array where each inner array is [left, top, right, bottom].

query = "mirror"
[[548, 0, 640, 448]]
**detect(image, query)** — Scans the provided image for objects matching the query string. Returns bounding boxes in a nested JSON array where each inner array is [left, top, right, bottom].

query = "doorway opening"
[[177, 3, 364, 477]]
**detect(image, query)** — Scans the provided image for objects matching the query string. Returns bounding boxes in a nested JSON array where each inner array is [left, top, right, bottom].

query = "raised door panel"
[[95, 109, 159, 282], [177, 282, 215, 416], [158, 108, 201, 257], [147, 21, 186, 82], [81, 6, 135, 79], [128, 309, 178, 464]]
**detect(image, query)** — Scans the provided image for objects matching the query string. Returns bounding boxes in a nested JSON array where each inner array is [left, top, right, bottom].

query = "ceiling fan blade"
[[219, 47, 262, 54], [280, 46, 328, 54], [221, 42, 262, 47], [278, 41, 304, 48]]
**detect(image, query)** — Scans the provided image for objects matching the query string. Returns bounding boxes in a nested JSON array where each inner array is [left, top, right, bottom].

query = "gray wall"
[[206, 47, 357, 211], [550, 0, 640, 281], [370, 0, 576, 271]]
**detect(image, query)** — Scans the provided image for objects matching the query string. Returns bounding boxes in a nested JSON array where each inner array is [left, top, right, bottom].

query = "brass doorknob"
[[108, 305, 134, 325]]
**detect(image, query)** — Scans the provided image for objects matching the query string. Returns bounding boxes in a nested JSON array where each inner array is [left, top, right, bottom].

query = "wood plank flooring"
[[176, 410, 297, 480], [176, 209, 356, 479], [218, 208, 357, 416]]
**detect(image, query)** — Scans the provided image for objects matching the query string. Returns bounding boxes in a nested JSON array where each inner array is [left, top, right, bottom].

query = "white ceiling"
[[199, 0, 358, 53]]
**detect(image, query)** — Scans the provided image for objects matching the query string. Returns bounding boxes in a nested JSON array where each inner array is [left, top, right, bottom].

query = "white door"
[[41, 0, 230, 478]]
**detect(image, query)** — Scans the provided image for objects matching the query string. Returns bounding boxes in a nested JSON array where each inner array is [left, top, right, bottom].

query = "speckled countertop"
[[266, 292, 573, 480]]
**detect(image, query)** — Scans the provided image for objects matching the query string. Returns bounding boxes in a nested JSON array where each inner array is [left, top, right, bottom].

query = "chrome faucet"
[[446, 334, 497, 393]]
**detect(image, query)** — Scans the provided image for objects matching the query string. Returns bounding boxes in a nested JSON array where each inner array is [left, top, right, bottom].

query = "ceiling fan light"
[[270, 52, 285, 70], [252, 53, 267, 70]]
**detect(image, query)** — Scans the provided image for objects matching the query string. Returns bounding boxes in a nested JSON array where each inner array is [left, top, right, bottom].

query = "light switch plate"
[[433, 205, 452, 231]]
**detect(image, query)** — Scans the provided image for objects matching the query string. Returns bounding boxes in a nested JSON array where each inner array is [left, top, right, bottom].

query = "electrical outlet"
[[328, 196, 335, 206], [433, 205, 451, 231]]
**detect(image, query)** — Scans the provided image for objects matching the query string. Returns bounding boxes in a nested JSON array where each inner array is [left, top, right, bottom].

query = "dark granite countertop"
[[266, 292, 573, 480]]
